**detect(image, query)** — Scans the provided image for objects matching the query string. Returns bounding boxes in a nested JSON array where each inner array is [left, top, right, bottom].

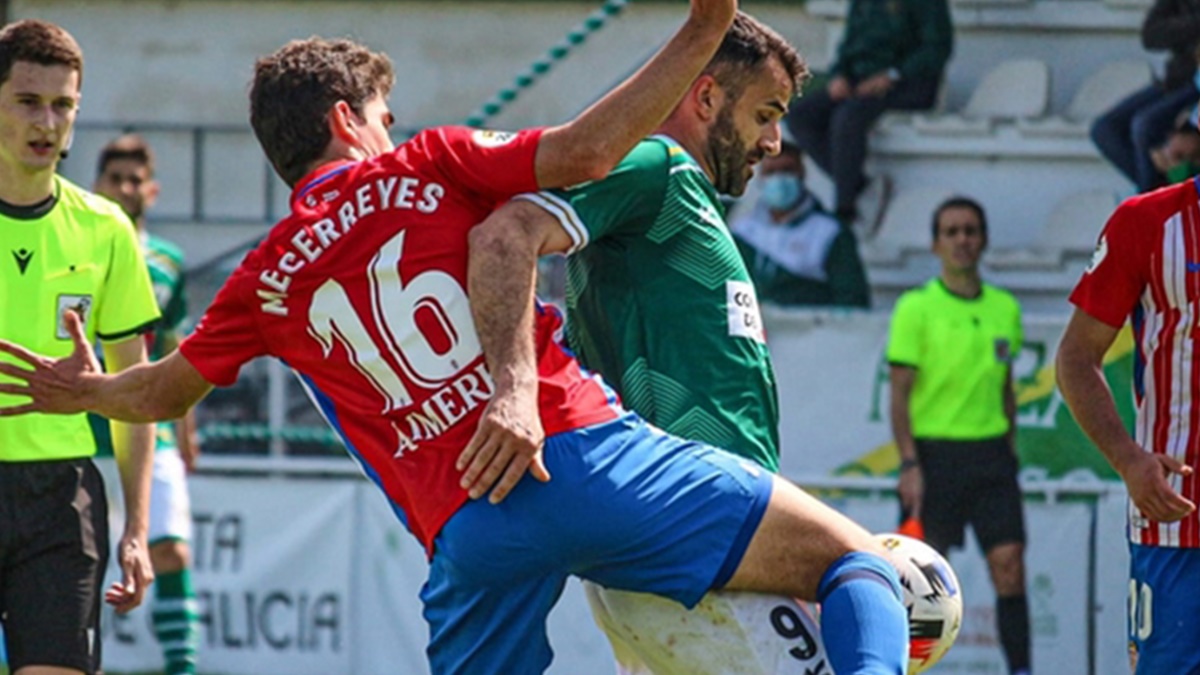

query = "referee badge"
[[55, 294, 92, 339], [994, 338, 1012, 363]]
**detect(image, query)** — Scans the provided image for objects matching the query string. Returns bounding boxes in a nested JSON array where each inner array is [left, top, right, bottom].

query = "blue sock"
[[817, 551, 909, 675]]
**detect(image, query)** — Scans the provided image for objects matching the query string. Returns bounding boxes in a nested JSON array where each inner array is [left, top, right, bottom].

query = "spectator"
[[730, 139, 870, 308], [887, 196, 1031, 675], [1149, 102, 1200, 183], [1090, 0, 1200, 193], [785, 0, 952, 232]]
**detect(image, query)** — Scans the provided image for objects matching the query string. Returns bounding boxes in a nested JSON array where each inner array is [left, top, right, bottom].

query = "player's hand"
[[106, 533, 154, 614], [828, 76, 852, 101], [457, 387, 548, 504], [1121, 451, 1196, 523], [854, 72, 894, 98], [0, 310, 101, 416], [897, 463, 924, 521]]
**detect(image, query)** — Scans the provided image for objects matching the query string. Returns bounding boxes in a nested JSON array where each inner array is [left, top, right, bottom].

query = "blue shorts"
[[1129, 543, 1200, 674], [421, 414, 774, 675]]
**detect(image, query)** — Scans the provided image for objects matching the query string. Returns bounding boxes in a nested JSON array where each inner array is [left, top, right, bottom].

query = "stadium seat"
[[987, 189, 1118, 270], [861, 186, 956, 266], [913, 59, 1051, 136], [1018, 60, 1153, 138]]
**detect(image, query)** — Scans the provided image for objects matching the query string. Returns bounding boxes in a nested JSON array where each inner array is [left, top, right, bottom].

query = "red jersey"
[[180, 127, 623, 553], [1070, 177, 1200, 547]]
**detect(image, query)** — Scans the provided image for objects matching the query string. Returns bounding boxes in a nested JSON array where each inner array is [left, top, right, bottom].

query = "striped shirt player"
[[519, 136, 829, 674], [175, 127, 775, 674], [1062, 176, 1200, 673]]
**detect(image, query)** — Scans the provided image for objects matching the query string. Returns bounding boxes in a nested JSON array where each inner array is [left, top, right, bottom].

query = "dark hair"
[[0, 20, 83, 87], [704, 12, 808, 100], [96, 133, 155, 177], [931, 196, 988, 242], [250, 37, 395, 185]]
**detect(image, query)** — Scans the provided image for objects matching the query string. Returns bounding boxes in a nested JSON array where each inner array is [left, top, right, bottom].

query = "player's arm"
[[888, 363, 922, 520], [458, 201, 575, 504], [0, 311, 213, 423], [100, 334, 156, 614], [1056, 308, 1195, 522], [159, 329, 201, 471], [534, 0, 736, 187], [1003, 367, 1017, 453]]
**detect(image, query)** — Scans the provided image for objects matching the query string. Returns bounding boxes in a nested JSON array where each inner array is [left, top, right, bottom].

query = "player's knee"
[[150, 540, 191, 572], [817, 551, 904, 605]]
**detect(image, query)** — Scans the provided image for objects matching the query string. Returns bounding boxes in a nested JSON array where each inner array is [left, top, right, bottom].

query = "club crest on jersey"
[[1085, 235, 1108, 274], [471, 129, 518, 148], [55, 294, 92, 339]]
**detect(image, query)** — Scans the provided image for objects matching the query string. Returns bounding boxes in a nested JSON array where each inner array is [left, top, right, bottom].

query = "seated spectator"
[[1150, 102, 1200, 184], [730, 140, 871, 308], [785, 0, 952, 232], [1090, 2, 1200, 193]]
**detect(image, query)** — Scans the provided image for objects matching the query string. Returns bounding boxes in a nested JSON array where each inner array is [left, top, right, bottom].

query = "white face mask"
[[759, 173, 805, 211]]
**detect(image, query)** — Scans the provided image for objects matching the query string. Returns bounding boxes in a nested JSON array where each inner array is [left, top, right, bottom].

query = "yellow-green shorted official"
[[0, 176, 160, 461], [886, 277, 1021, 440]]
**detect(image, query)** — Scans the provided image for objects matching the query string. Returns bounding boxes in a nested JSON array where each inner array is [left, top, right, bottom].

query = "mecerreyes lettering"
[[258, 174, 446, 317]]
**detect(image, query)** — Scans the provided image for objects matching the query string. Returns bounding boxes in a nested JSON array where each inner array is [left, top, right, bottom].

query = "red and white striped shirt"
[[1071, 177, 1200, 547]]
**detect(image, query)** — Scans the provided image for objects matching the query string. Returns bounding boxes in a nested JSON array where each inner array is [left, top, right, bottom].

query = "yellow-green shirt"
[[886, 278, 1021, 440], [0, 176, 160, 461]]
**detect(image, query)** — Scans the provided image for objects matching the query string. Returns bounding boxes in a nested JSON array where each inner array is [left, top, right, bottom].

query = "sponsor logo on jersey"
[[1085, 235, 1108, 274], [727, 280, 765, 343], [56, 294, 92, 339], [471, 129, 518, 148]]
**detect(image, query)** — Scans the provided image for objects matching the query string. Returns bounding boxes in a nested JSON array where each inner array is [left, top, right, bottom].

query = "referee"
[[0, 20, 159, 675], [887, 196, 1032, 675]]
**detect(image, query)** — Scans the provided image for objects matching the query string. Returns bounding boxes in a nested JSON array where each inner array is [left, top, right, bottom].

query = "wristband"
[[899, 458, 919, 471]]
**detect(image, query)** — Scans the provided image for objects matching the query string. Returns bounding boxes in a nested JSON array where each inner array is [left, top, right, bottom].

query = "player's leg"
[[426, 486, 574, 674], [2, 460, 107, 675], [720, 477, 908, 675], [545, 417, 906, 674], [585, 583, 829, 675], [147, 449, 199, 675], [970, 439, 1030, 675], [1128, 543, 1200, 675]]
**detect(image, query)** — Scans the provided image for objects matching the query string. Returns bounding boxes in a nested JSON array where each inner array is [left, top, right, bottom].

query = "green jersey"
[[886, 278, 1022, 440], [0, 176, 160, 462], [524, 136, 781, 471], [91, 232, 189, 455]]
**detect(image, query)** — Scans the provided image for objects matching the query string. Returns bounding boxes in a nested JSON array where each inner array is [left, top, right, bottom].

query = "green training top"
[[91, 232, 189, 456], [886, 278, 1021, 440], [520, 136, 781, 471], [0, 176, 160, 462]]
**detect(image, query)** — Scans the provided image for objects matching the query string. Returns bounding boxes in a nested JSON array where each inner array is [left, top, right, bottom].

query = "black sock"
[[997, 594, 1031, 673]]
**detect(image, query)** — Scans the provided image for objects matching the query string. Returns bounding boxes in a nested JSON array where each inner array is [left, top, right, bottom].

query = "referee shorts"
[[0, 458, 108, 674], [915, 436, 1025, 555], [422, 413, 774, 675]]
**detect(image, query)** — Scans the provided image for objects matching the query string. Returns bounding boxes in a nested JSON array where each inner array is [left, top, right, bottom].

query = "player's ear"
[[690, 74, 724, 123], [144, 178, 161, 210], [329, 100, 362, 145]]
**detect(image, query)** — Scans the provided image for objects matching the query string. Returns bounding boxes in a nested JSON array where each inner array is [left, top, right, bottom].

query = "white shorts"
[[148, 448, 192, 544], [584, 581, 829, 675]]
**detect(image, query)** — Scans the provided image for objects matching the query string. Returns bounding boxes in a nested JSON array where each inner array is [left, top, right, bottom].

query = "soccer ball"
[[876, 533, 963, 674]]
